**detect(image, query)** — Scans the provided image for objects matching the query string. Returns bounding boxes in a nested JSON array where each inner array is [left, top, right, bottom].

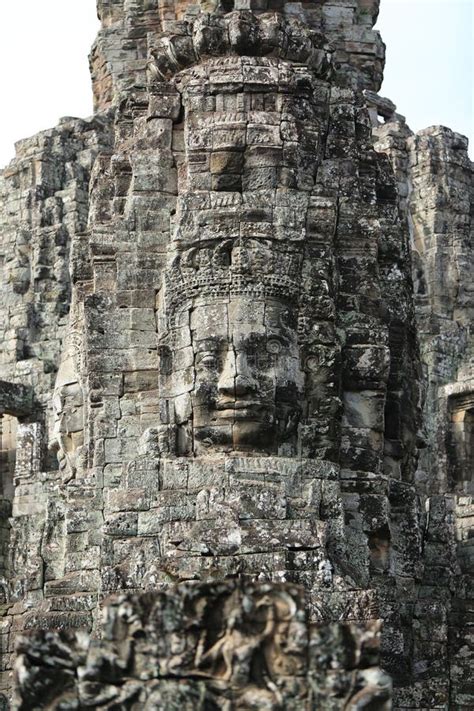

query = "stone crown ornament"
[[147, 12, 332, 83], [166, 238, 303, 308]]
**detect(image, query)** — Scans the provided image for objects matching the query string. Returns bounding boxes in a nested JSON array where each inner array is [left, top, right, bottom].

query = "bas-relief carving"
[[2, 1, 471, 708], [190, 297, 302, 454], [150, 54, 329, 459], [50, 331, 85, 479], [158, 244, 309, 457], [14, 582, 391, 710]]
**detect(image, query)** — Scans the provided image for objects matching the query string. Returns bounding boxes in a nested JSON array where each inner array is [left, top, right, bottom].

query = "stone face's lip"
[[216, 400, 266, 410], [214, 401, 269, 419]]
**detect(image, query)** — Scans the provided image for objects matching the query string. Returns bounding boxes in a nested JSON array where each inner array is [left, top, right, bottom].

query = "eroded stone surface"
[[14, 581, 391, 710], [0, 1, 472, 709], [368, 91, 474, 710], [0, 383, 33, 419]]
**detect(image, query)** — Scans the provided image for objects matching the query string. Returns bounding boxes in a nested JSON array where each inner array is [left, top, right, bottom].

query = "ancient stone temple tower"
[[0, 1, 472, 708]]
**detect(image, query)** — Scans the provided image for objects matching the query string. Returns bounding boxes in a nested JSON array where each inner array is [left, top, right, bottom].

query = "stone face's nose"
[[217, 347, 237, 398], [217, 348, 258, 399], [234, 351, 258, 397]]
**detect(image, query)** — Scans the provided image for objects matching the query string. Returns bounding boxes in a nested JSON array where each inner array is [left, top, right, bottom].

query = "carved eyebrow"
[[232, 332, 265, 346]]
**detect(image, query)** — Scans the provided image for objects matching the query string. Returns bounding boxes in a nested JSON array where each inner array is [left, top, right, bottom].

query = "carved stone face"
[[188, 296, 304, 455]]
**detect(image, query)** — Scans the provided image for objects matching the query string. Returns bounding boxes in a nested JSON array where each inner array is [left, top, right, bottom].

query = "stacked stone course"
[[0, 1, 472, 709], [368, 93, 473, 709]]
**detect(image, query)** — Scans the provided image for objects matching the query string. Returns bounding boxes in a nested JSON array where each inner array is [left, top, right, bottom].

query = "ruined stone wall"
[[0, 117, 113, 701], [369, 95, 474, 710], [0, 1, 472, 710], [0, 116, 113, 425], [14, 581, 391, 710], [5, 2, 423, 706], [407, 126, 473, 710]]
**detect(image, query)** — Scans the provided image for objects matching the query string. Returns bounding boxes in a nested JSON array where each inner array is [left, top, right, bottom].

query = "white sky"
[[376, 0, 473, 152], [0, 0, 99, 167], [0, 0, 472, 168]]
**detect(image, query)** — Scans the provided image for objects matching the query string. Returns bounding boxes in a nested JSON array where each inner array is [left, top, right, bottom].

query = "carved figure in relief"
[[50, 330, 85, 479], [194, 588, 300, 687], [150, 52, 332, 459], [190, 296, 302, 454], [159, 238, 306, 456]]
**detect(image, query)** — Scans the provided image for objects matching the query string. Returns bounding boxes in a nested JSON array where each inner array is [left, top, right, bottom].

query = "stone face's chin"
[[193, 413, 277, 453], [190, 377, 303, 452], [232, 420, 276, 451]]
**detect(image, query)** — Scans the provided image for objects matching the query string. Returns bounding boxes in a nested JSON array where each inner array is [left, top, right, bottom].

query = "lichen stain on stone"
[[0, 1, 472, 710]]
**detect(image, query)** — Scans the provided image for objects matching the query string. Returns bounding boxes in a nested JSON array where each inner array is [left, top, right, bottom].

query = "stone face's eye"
[[245, 347, 257, 368], [267, 339, 282, 355]]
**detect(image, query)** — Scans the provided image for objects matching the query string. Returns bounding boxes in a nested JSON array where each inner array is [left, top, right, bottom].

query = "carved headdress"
[[165, 238, 304, 312]]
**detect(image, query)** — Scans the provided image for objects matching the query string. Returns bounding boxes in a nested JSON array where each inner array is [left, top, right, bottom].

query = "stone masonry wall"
[[0, 116, 113, 701], [0, 1, 472, 710], [90, 0, 384, 113], [369, 94, 473, 709], [0, 117, 112, 392], [4, 2, 423, 707], [14, 581, 391, 710]]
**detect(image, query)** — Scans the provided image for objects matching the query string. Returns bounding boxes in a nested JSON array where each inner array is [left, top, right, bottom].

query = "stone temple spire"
[[91, 0, 385, 111], [1, 0, 472, 708]]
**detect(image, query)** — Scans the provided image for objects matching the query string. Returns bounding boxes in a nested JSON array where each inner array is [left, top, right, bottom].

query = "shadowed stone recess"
[[0, 383, 33, 419]]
